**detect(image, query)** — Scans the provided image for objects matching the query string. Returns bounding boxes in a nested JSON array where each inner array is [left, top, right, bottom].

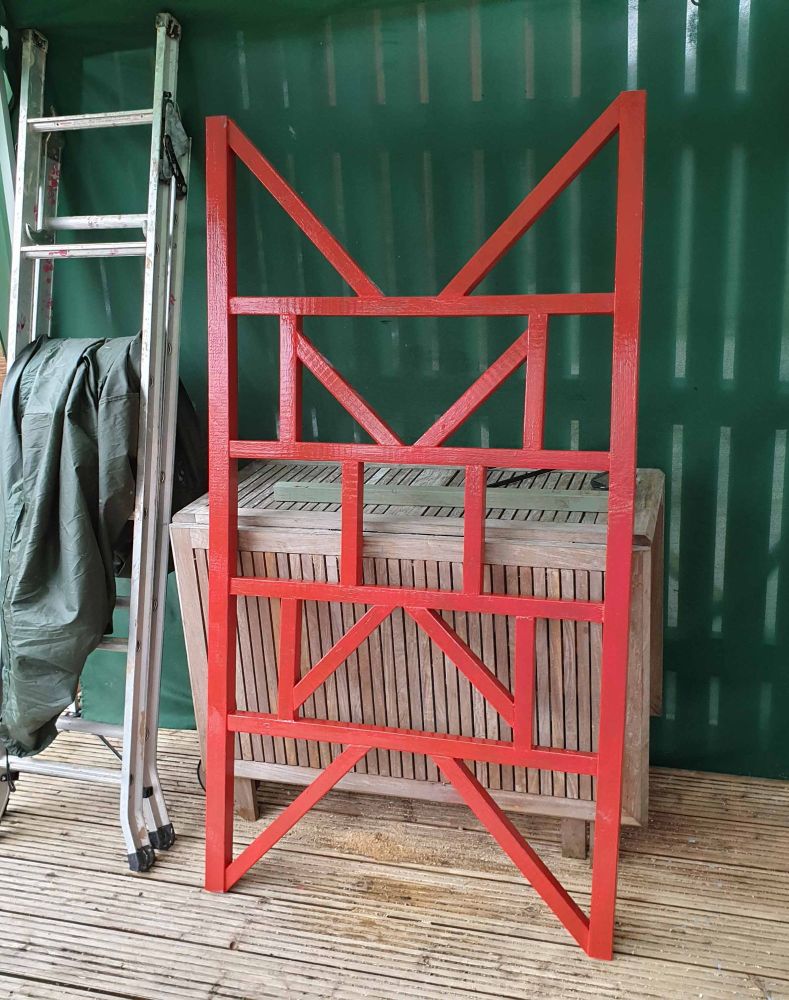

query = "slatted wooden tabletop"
[[1, 730, 787, 999]]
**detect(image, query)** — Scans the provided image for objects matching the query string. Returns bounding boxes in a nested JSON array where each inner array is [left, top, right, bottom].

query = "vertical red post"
[[463, 464, 486, 595], [513, 617, 536, 748], [523, 313, 548, 449], [205, 116, 238, 892], [587, 91, 646, 960], [279, 315, 302, 442], [340, 460, 364, 585], [277, 599, 303, 720]]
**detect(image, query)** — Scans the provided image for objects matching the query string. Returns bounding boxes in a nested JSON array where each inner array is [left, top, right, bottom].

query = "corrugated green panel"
[[4, 0, 789, 776]]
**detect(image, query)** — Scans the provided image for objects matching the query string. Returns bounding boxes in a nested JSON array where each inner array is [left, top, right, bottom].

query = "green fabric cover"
[[0, 336, 140, 755]]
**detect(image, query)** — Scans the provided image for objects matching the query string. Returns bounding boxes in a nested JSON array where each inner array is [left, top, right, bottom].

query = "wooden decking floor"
[[1, 730, 788, 999]]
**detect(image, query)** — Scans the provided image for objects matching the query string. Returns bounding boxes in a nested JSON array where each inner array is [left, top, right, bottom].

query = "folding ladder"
[[0, 13, 191, 872]]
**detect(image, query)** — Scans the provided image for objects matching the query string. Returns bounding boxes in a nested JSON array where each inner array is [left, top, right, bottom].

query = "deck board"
[[1, 730, 788, 999]]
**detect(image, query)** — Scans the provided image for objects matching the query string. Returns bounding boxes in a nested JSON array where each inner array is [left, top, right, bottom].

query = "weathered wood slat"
[[177, 459, 663, 859], [171, 463, 663, 838], [3, 859, 789, 993], [15, 735, 789, 882], [5, 854, 789, 985], [3, 732, 789, 999], [272, 481, 611, 512]]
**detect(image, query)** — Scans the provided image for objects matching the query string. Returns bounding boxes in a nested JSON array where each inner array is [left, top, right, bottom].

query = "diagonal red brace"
[[416, 329, 529, 447], [227, 119, 380, 297], [225, 745, 369, 889], [433, 755, 590, 950], [297, 333, 402, 447], [293, 605, 392, 709], [441, 94, 622, 296], [407, 606, 515, 725]]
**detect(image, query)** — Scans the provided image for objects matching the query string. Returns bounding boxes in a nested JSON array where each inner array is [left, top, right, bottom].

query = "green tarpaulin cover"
[[0, 336, 140, 756]]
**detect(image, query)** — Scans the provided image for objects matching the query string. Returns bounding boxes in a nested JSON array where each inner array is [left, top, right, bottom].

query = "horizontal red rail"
[[228, 440, 611, 471], [229, 293, 614, 317], [229, 577, 605, 622], [227, 713, 599, 774]]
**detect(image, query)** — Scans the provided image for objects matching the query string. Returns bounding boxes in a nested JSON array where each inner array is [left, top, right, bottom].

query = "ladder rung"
[[21, 241, 147, 259], [96, 637, 129, 654], [27, 109, 154, 132], [56, 715, 124, 739], [47, 214, 147, 232], [7, 757, 122, 785], [115, 595, 131, 610]]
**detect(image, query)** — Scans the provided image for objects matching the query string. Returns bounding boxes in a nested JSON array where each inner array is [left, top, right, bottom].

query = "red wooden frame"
[[205, 91, 646, 961]]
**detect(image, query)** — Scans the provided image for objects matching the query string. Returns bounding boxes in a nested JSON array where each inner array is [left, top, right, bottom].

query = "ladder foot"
[[127, 844, 156, 873], [149, 822, 176, 851], [0, 783, 11, 823]]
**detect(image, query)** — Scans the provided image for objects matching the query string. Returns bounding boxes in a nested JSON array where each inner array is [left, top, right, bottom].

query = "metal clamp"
[[163, 133, 187, 199]]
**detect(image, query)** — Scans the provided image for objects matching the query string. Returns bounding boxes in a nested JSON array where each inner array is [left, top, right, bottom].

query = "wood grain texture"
[[2, 729, 788, 999], [171, 463, 663, 829]]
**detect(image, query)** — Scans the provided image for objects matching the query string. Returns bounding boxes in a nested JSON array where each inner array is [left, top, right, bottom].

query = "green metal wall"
[[5, 0, 789, 778]]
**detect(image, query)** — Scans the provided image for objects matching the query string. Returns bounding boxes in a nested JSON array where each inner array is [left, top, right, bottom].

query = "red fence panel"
[[204, 90, 646, 960]]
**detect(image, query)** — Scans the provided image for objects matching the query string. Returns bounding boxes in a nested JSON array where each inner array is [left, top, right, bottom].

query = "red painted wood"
[[277, 599, 302, 720], [204, 116, 238, 893], [230, 576, 605, 623], [227, 119, 380, 297], [514, 617, 536, 748], [296, 334, 402, 447], [440, 94, 622, 296], [230, 439, 611, 472], [231, 293, 614, 317], [406, 606, 515, 725], [279, 315, 302, 442], [224, 746, 369, 889], [340, 461, 364, 585], [227, 713, 598, 774], [293, 605, 392, 710], [523, 314, 548, 449], [417, 332, 528, 446], [587, 89, 646, 962], [205, 91, 646, 960], [433, 756, 590, 949], [462, 465, 486, 595]]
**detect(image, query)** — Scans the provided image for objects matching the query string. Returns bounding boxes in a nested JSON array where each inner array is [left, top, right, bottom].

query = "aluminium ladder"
[[0, 12, 190, 872]]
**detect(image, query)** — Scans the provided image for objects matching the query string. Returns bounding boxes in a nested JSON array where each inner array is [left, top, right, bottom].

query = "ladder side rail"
[[0, 54, 15, 239], [31, 133, 62, 340], [7, 30, 46, 365], [142, 145, 191, 844], [1, 30, 46, 820], [119, 12, 181, 868]]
